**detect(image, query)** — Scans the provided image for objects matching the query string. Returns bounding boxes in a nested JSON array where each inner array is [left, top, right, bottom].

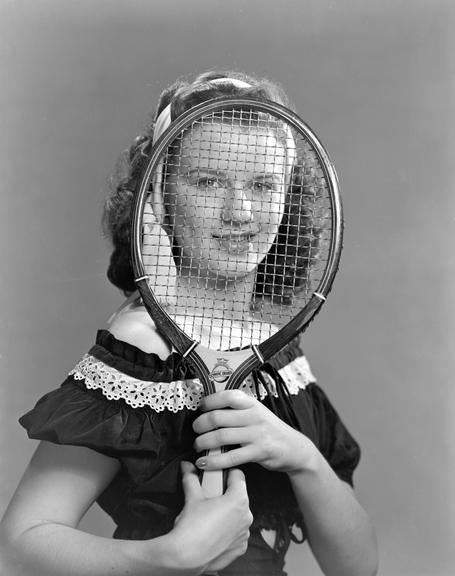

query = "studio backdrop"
[[1, 1, 454, 575]]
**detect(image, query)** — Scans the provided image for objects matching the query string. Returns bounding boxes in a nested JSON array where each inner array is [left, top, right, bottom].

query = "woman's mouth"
[[213, 230, 256, 254]]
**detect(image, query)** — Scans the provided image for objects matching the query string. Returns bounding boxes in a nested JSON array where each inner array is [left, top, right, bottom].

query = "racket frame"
[[131, 97, 343, 395]]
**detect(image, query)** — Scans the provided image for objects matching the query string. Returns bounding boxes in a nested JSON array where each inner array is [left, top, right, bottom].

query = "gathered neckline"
[[96, 328, 304, 372]]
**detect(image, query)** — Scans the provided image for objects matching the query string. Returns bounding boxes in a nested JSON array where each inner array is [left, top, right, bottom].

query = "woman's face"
[[164, 121, 287, 279]]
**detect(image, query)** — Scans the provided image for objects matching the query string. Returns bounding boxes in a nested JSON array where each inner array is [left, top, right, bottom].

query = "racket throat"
[[187, 345, 261, 394]]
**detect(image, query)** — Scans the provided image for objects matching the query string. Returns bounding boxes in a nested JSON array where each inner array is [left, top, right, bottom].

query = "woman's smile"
[[213, 228, 258, 254], [164, 121, 287, 279]]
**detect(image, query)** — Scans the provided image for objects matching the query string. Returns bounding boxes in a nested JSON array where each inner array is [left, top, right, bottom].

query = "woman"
[[0, 71, 378, 576]]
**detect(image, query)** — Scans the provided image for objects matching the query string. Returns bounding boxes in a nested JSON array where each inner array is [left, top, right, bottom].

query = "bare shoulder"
[[107, 292, 172, 358]]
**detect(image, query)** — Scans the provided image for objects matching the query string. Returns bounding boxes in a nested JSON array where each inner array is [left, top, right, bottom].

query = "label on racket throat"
[[210, 358, 233, 385], [194, 346, 255, 393]]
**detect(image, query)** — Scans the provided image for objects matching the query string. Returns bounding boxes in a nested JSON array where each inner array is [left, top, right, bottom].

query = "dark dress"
[[19, 330, 360, 576]]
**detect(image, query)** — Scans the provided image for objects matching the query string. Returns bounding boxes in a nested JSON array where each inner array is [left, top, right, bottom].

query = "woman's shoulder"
[[106, 292, 172, 359]]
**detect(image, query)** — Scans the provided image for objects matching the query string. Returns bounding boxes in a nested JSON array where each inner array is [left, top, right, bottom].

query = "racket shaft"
[[200, 447, 225, 497]]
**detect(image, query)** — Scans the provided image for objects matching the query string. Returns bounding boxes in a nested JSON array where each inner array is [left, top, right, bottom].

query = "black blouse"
[[19, 330, 360, 575]]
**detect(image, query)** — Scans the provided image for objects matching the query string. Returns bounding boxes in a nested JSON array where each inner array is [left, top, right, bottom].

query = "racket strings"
[[140, 108, 333, 350]]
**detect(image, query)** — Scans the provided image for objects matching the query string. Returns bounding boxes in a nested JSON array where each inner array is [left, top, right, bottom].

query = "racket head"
[[131, 97, 342, 367]]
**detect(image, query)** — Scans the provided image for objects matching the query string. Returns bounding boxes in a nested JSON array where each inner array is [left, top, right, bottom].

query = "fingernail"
[[196, 459, 207, 468]]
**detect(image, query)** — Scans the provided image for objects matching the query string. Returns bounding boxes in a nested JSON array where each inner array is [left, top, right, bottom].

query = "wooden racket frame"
[[132, 97, 342, 497], [132, 97, 342, 395]]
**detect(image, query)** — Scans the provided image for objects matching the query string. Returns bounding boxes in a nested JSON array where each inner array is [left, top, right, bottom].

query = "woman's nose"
[[221, 184, 253, 224]]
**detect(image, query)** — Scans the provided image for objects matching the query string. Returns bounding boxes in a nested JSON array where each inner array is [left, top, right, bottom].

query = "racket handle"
[[200, 447, 225, 497], [198, 450, 224, 576]]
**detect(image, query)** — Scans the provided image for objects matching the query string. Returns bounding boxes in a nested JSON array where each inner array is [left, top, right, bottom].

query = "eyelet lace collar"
[[69, 351, 316, 412]]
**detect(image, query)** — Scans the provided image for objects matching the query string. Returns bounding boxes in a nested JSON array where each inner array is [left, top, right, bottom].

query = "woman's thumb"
[[181, 461, 202, 502]]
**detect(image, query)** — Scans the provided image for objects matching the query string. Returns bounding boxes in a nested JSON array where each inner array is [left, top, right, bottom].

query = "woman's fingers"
[[224, 467, 248, 498], [196, 445, 259, 471], [200, 390, 255, 412], [193, 407, 253, 434], [194, 426, 256, 452], [192, 391, 289, 471], [180, 461, 203, 502], [224, 469, 252, 520]]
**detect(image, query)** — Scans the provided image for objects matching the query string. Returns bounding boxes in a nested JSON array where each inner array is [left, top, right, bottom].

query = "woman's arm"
[[287, 441, 378, 576], [193, 390, 378, 576], [0, 441, 252, 576]]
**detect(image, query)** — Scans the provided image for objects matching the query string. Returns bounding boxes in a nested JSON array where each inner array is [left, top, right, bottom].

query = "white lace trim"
[[69, 353, 316, 412]]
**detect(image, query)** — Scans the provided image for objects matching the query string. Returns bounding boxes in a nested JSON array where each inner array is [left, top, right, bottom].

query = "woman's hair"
[[103, 70, 323, 302]]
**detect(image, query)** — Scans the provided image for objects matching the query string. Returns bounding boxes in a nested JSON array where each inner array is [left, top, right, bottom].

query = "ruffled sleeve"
[[308, 383, 361, 486], [268, 339, 361, 485], [18, 330, 194, 459], [19, 379, 162, 458]]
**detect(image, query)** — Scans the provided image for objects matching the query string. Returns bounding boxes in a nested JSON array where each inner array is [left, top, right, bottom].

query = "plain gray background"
[[1, 1, 454, 575]]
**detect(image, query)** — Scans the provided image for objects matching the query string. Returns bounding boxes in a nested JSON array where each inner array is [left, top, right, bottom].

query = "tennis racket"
[[131, 97, 342, 497]]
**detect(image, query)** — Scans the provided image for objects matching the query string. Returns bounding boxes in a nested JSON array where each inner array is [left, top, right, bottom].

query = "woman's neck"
[[174, 270, 256, 320]]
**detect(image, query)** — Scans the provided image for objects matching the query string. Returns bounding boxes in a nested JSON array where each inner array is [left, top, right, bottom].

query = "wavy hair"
[[103, 71, 324, 303]]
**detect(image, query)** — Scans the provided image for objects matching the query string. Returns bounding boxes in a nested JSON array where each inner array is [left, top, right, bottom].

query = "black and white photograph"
[[1, 2, 453, 575]]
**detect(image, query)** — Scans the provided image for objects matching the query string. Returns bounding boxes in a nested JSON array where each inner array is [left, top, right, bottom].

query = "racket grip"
[[200, 447, 226, 497]]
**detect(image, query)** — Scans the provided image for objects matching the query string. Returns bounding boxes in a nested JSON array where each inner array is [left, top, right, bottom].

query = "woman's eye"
[[253, 181, 273, 192], [197, 177, 220, 188]]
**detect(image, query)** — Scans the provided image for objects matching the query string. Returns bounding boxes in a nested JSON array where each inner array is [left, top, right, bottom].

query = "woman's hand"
[[192, 390, 318, 475], [170, 461, 253, 573], [192, 392, 378, 576]]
